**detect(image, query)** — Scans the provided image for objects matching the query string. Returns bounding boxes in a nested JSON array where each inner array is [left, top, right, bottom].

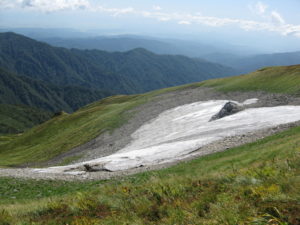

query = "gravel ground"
[[1, 87, 300, 181]]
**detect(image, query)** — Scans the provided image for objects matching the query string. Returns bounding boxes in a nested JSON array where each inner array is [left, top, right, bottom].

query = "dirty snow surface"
[[35, 99, 300, 174]]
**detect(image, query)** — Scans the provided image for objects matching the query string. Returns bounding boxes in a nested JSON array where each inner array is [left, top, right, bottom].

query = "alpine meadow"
[[0, 1, 300, 225]]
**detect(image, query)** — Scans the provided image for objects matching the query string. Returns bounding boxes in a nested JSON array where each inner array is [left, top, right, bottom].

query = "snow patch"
[[33, 99, 300, 174], [242, 98, 258, 105]]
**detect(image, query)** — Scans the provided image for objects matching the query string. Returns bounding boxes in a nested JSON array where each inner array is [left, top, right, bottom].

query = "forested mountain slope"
[[0, 32, 236, 94], [0, 67, 112, 112], [0, 104, 52, 134]]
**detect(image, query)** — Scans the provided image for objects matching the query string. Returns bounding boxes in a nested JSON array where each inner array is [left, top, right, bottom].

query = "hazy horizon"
[[1, 0, 300, 53]]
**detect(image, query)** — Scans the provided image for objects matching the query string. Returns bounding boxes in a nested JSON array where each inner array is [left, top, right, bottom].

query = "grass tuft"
[[0, 125, 299, 224]]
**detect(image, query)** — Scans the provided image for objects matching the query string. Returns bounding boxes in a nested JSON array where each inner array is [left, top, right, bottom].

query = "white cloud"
[[1, 0, 300, 38], [94, 6, 135, 16], [281, 24, 300, 37], [0, 0, 135, 15], [0, 0, 90, 12], [178, 20, 191, 25], [158, 17, 171, 22], [153, 5, 162, 11], [271, 10, 285, 25], [254, 1, 268, 15], [0, 0, 19, 8], [248, 2, 300, 37]]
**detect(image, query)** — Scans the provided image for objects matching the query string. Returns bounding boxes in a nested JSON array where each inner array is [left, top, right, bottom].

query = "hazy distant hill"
[[42, 36, 184, 55], [41, 36, 253, 58], [40, 35, 300, 74], [0, 27, 90, 39], [235, 51, 300, 73], [204, 51, 300, 73], [1, 28, 227, 56], [0, 32, 236, 94]]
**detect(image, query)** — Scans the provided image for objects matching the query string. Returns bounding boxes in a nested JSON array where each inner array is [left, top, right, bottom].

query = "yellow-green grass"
[[200, 64, 300, 95], [0, 65, 299, 167], [1, 124, 299, 224]]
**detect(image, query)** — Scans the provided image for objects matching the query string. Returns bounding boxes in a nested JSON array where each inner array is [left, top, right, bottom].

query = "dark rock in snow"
[[83, 164, 112, 172], [210, 102, 243, 121]]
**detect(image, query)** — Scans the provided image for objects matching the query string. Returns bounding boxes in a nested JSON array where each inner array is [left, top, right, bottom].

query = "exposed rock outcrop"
[[210, 102, 243, 121], [83, 164, 111, 172]]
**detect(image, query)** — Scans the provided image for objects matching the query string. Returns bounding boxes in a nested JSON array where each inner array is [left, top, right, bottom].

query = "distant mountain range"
[[40, 36, 227, 58], [0, 32, 236, 133], [205, 51, 300, 73], [39, 35, 300, 74], [42, 36, 183, 55], [2, 28, 299, 73], [0, 32, 235, 93], [0, 28, 260, 57]]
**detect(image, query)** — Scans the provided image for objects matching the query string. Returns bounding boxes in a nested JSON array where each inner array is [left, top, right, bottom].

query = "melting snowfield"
[[34, 99, 300, 174]]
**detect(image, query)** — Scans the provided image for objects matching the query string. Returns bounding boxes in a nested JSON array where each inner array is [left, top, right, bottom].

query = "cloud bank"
[[0, 0, 90, 12], [1, 0, 299, 37]]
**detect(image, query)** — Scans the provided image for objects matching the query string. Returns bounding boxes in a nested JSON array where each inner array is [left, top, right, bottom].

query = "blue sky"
[[1, 0, 300, 51]]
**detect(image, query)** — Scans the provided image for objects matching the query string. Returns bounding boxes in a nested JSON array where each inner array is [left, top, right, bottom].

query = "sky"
[[1, 0, 300, 52]]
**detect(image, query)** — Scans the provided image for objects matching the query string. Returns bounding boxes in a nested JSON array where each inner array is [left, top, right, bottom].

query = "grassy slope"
[[0, 65, 299, 167], [0, 104, 52, 134], [201, 64, 300, 94], [0, 65, 300, 224], [0, 125, 299, 224]]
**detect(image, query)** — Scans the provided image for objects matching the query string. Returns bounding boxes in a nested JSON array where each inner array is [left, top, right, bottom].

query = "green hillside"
[[0, 65, 299, 167], [0, 104, 52, 134], [0, 66, 112, 134], [0, 32, 235, 94], [0, 67, 112, 113], [201, 64, 300, 95], [0, 65, 300, 224]]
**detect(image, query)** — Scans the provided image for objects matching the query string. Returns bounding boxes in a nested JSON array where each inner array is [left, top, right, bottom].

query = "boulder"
[[83, 163, 111, 172], [210, 102, 243, 121]]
